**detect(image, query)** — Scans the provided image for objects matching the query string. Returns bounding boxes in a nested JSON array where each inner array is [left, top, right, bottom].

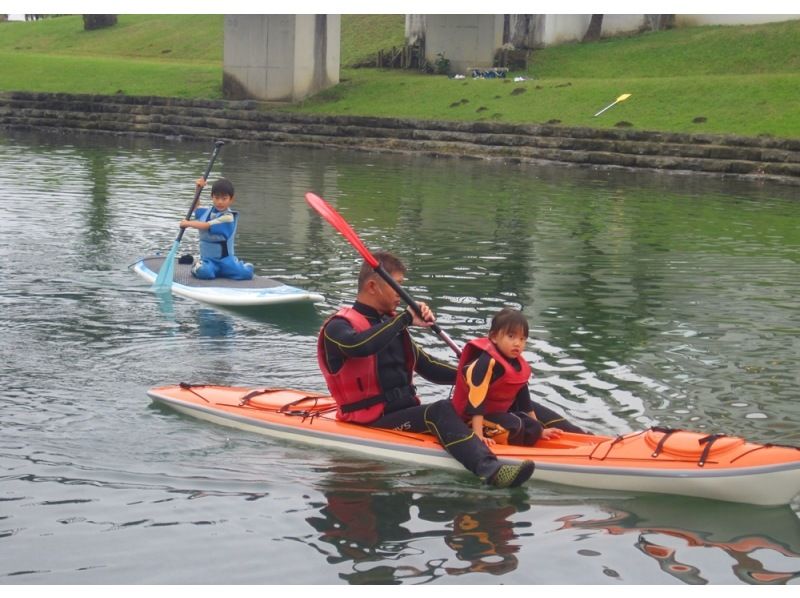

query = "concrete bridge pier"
[[223, 14, 340, 102], [423, 15, 504, 74]]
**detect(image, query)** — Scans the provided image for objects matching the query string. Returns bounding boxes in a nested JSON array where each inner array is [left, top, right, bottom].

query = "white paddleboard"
[[133, 256, 324, 307]]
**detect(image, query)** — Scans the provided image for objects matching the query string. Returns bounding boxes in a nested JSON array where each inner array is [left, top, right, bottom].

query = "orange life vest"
[[451, 337, 531, 418], [317, 307, 416, 424]]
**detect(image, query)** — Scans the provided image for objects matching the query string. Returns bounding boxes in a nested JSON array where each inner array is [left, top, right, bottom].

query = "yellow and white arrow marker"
[[594, 93, 631, 117]]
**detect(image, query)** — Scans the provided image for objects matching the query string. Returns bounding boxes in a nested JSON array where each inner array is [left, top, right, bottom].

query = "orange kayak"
[[147, 384, 800, 506]]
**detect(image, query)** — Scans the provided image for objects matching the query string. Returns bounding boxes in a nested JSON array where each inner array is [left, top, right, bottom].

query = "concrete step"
[[2, 91, 798, 184]]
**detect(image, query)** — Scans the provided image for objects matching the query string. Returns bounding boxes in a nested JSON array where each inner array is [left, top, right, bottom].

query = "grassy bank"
[[291, 18, 800, 137], [0, 15, 222, 97], [340, 14, 405, 66], [2, 15, 799, 137], [287, 70, 800, 137], [0, 14, 221, 60]]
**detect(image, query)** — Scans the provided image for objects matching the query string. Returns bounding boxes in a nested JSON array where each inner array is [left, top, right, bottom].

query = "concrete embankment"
[[2, 91, 800, 185]]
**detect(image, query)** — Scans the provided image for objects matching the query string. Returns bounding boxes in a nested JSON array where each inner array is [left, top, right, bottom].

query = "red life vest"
[[451, 337, 531, 418], [317, 307, 416, 424]]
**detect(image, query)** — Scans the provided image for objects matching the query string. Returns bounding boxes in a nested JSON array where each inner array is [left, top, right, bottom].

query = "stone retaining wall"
[[2, 91, 800, 185]]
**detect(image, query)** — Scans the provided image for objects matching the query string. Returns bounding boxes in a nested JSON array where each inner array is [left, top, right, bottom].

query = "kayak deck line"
[[176, 383, 436, 446], [151, 392, 456, 456], [147, 384, 800, 505]]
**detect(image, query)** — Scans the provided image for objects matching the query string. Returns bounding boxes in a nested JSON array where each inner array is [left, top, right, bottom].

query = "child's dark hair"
[[211, 178, 234, 198], [489, 307, 529, 337]]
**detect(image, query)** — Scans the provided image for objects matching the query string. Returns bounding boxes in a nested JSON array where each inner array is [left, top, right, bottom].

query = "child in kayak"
[[317, 251, 535, 488], [452, 307, 586, 447], [179, 177, 254, 280]]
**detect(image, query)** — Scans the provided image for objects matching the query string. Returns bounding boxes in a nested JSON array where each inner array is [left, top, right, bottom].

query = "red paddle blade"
[[305, 192, 379, 268]]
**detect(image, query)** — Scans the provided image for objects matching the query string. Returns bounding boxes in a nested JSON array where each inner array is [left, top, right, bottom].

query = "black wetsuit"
[[320, 301, 502, 479]]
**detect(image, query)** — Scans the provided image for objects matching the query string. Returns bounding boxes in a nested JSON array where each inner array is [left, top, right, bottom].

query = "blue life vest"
[[195, 206, 239, 260]]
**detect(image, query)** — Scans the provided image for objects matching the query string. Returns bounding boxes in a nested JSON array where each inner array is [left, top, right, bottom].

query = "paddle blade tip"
[[305, 191, 323, 205], [304, 191, 380, 269], [151, 247, 178, 291]]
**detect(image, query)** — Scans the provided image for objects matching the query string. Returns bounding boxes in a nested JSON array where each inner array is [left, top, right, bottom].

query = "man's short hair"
[[357, 251, 407, 291]]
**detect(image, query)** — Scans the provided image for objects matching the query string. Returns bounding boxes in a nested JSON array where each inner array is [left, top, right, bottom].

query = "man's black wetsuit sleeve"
[[323, 311, 413, 361], [410, 338, 457, 385]]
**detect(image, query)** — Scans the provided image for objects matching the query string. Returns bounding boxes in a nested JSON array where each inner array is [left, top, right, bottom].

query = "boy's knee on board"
[[220, 257, 254, 280], [192, 259, 217, 279]]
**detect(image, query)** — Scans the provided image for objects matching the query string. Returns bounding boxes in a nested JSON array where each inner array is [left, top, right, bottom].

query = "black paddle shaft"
[[175, 140, 225, 243], [373, 264, 462, 357]]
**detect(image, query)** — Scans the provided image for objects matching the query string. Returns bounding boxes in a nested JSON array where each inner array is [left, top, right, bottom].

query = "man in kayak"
[[451, 307, 587, 447], [317, 251, 535, 488], [179, 177, 254, 280]]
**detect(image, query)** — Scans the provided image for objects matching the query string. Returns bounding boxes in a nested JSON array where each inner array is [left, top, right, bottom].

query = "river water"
[[2, 130, 800, 585]]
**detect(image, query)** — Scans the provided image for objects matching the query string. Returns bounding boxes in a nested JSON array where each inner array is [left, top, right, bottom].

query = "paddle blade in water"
[[152, 240, 179, 291], [305, 192, 379, 268]]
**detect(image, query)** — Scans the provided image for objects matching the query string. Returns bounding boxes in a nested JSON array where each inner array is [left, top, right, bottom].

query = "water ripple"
[[2, 132, 800, 584]]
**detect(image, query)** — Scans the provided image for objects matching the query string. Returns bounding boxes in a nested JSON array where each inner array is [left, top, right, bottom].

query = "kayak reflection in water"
[[557, 503, 800, 584], [317, 251, 534, 488], [304, 479, 527, 582]]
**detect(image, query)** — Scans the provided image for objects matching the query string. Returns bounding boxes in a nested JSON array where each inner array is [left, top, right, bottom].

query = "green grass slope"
[[0, 15, 222, 97], [1, 15, 799, 137], [533, 20, 800, 78], [292, 19, 800, 137], [0, 14, 221, 61], [340, 14, 405, 67]]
